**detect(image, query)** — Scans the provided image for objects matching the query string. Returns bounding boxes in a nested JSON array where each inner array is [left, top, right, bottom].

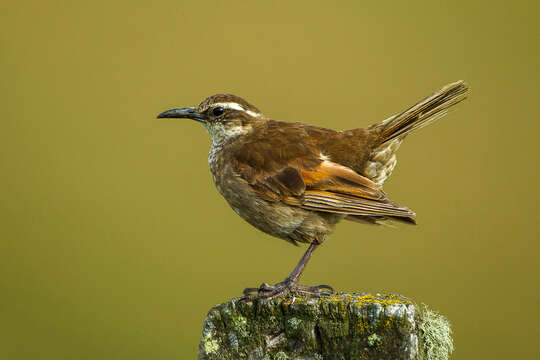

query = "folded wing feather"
[[243, 156, 415, 221]]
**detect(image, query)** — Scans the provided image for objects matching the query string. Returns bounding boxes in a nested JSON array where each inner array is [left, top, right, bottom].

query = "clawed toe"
[[241, 281, 334, 300], [242, 287, 259, 296], [314, 284, 333, 296], [240, 244, 334, 301], [293, 283, 334, 296], [242, 282, 287, 300], [243, 282, 278, 296], [314, 284, 334, 293]]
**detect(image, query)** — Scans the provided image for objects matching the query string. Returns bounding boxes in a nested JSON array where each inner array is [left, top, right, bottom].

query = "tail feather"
[[377, 80, 469, 144], [364, 81, 469, 186]]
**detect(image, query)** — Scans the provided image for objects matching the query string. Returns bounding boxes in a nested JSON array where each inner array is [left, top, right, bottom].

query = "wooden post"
[[199, 293, 453, 360]]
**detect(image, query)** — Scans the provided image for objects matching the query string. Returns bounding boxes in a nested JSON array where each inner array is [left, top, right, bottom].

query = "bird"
[[157, 81, 469, 300]]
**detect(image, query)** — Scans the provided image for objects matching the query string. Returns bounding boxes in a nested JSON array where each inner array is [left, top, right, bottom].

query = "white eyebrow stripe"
[[214, 102, 244, 111], [245, 109, 261, 118], [213, 102, 261, 118]]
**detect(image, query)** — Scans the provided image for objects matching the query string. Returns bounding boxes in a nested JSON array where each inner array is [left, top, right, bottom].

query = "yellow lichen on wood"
[[199, 292, 449, 360]]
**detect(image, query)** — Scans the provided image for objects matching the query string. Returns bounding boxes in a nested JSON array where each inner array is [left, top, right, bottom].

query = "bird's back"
[[232, 120, 380, 183]]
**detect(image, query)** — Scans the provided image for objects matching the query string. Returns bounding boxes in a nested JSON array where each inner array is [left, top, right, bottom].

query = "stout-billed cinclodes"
[[157, 81, 469, 300]]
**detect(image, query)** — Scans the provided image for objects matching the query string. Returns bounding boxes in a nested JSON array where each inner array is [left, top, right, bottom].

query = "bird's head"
[[157, 94, 264, 145]]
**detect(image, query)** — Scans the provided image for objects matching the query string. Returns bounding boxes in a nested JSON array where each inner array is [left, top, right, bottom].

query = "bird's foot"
[[242, 279, 334, 301]]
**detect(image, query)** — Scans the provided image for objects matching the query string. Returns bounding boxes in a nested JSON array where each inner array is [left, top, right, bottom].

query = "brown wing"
[[231, 125, 415, 220], [282, 161, 415, 219]]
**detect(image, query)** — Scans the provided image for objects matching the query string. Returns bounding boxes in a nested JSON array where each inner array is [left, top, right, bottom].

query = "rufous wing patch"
[[299, 160, 385, 200]]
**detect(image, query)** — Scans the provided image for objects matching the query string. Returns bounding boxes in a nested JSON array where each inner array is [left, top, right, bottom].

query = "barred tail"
[[364, 81, 469, 186], [377, 80, 469, 145]]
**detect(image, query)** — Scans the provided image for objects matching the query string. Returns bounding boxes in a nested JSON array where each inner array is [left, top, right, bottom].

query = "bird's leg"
[[242, 243, 334, 300]]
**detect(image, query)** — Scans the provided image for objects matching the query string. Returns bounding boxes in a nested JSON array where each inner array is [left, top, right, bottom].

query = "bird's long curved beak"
[[156, 107, 205, 123]]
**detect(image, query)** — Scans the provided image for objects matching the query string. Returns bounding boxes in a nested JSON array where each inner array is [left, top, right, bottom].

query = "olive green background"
[[2, 1, 539, 359]]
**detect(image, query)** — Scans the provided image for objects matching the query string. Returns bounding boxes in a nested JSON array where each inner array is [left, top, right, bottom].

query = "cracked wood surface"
[[198, 293, 453, 360]]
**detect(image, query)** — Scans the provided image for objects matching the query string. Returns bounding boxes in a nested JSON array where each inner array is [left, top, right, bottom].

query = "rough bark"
[[198, 293, 453, 360]]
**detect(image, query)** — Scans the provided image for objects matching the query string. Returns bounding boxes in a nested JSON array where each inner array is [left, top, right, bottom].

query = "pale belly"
[[209, 152, 341, 245]]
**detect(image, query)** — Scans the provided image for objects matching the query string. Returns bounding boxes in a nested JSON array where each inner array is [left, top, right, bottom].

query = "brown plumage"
[[157, 80, 469, 299], [228, 120, 414, 228]]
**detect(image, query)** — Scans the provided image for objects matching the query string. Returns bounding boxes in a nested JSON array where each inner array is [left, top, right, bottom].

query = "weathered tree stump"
[[199, 293, 453, 360]]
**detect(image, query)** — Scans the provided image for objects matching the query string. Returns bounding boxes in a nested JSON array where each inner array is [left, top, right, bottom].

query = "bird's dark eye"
[[212, 107, 225, 116]]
